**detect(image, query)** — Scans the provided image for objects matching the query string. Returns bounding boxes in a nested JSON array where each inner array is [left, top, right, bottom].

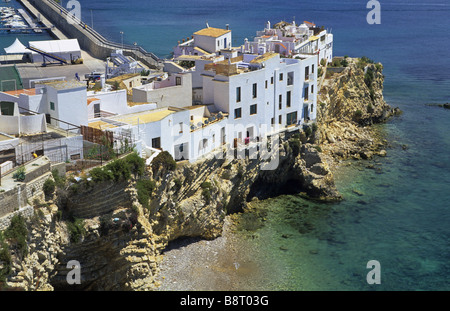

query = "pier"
[[17, 8, 42, 33]]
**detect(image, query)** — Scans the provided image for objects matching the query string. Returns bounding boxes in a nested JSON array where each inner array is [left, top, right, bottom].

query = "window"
[[287, 111, 298, 126], [152, 137, 161, 149], [176, 76, 182, 86], [271, 76, 274, 84], [287, 91, 291, 108], [311, 85, 314, 94], [312, 64, 315, 74], [271, 117, 274, 125], [279, 115, 282, 124], [129, 81, 133, 88], [279, 73, 283, 81], [305, 66, 310, 80], [311, 104, 314, 112], [287, 71, 294, 85], [304, 86, 309, 101], [234, 107, 242, 119], [179, 122, 183, 134], [279, 94, 282, 109], [236, 87, 241, 102], [250, 104, 257, 115], [252, 83, 257, 98], [94, 103, 100, 118], [50, 102, 55, 111], [265, 80, 268, 89]]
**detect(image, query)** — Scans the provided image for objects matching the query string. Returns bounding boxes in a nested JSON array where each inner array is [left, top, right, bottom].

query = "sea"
[[1, 0, 449, 291]]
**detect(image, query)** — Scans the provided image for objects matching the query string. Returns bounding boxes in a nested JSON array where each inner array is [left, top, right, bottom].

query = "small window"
[[236, 87, 241, 102], [279, 73, 283, 81], [50, 102, 55, 111], [279, 115, 282, 124], [311, 104, 314, 113], [265, 80, 268, 89], [152, 137, 161, 149], [279, 94, 282, 110], [311, 85, 314, 94], [252, 83, 257, 98], [234, 107, 242, 119], [287, 91, 291, 108], [250, 104, 257, 115], [287, 71, 294, 85], [176, 76, 182, 86], [271, 77, 274, 84]]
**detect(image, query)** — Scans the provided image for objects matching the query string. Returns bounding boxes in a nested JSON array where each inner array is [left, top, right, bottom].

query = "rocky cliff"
[[1, 57, 397, 291], [316, 57, 401, 161]]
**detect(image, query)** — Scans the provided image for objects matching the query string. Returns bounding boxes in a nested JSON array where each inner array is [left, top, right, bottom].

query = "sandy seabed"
[[155, 216, 269, 291]]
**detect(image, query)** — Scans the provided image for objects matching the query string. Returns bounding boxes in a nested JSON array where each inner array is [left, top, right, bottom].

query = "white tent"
[[4, 38, 29, 54], [28, 39, 82, 63]]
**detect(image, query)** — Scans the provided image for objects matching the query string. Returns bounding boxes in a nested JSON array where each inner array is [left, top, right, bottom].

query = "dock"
[[17, 8, 42, 33]]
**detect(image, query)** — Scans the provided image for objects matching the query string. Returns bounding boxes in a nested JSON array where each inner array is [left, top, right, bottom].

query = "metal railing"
[[44, 0, 160, 63]]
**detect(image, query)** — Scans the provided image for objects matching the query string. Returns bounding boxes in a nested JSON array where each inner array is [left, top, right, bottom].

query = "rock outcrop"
[[316, 57, 401, 161]]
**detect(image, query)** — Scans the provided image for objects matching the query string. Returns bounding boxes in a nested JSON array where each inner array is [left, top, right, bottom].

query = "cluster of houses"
[[0, 20, 333, 173]]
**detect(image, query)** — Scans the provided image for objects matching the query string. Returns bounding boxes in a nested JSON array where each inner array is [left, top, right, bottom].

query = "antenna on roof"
[[206, 21, 210, 28]]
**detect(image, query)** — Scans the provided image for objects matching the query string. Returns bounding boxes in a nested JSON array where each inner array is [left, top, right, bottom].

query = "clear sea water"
[[2, 0, 449, 290]]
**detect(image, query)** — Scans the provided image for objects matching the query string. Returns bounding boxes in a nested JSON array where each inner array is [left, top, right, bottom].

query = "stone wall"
[[0, 205, 34, 231], [0, 184, 28, 219]]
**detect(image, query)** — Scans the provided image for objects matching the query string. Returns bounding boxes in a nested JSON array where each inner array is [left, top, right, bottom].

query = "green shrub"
[[354, 109, 363, 120], [66, 218, 85, 243], [320, 58, 326, 66], [201, 181, 213, 204], [89, 166, 113, 182], [43, 179, 55, 196], [313, 145, 322, 152], [221, 170, 232, 180], [105, 158, 131, 181], [173, 178, 182, 191], [4, 214, 28, 259], [51, 169, 66, 188], [151, 151, 176, 177], [0, 232, 12, 283], [125, 152, 145, 178], [367, 102, 374, 113], [304, 126, 312, 137], [289, 138, 301, 157], [13, 166, 26, 182], [136, 179, 156, 209], [364, 68, 375, 88]]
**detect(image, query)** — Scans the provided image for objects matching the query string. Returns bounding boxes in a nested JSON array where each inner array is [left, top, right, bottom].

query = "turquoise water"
[[1, 0, 449, 290], [65, 0, 450, 291]]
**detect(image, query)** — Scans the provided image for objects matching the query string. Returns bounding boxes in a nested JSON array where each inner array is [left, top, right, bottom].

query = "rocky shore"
[[0, 57, 399, 291]]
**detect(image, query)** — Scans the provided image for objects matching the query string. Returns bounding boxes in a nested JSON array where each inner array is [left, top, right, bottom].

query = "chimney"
[[226, 24, 229, 30]]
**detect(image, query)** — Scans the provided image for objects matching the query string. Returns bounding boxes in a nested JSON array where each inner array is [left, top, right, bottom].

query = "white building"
[[200, 52, 317, 144], [173, 26, 232, 58], [243, 20, 333, 64]]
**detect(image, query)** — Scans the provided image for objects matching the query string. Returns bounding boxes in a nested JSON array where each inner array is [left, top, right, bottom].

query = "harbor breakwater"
[[21, 0, 161, 69]]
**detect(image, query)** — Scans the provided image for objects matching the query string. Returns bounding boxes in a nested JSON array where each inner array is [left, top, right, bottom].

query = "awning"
[[4, 38, 29, 54]]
